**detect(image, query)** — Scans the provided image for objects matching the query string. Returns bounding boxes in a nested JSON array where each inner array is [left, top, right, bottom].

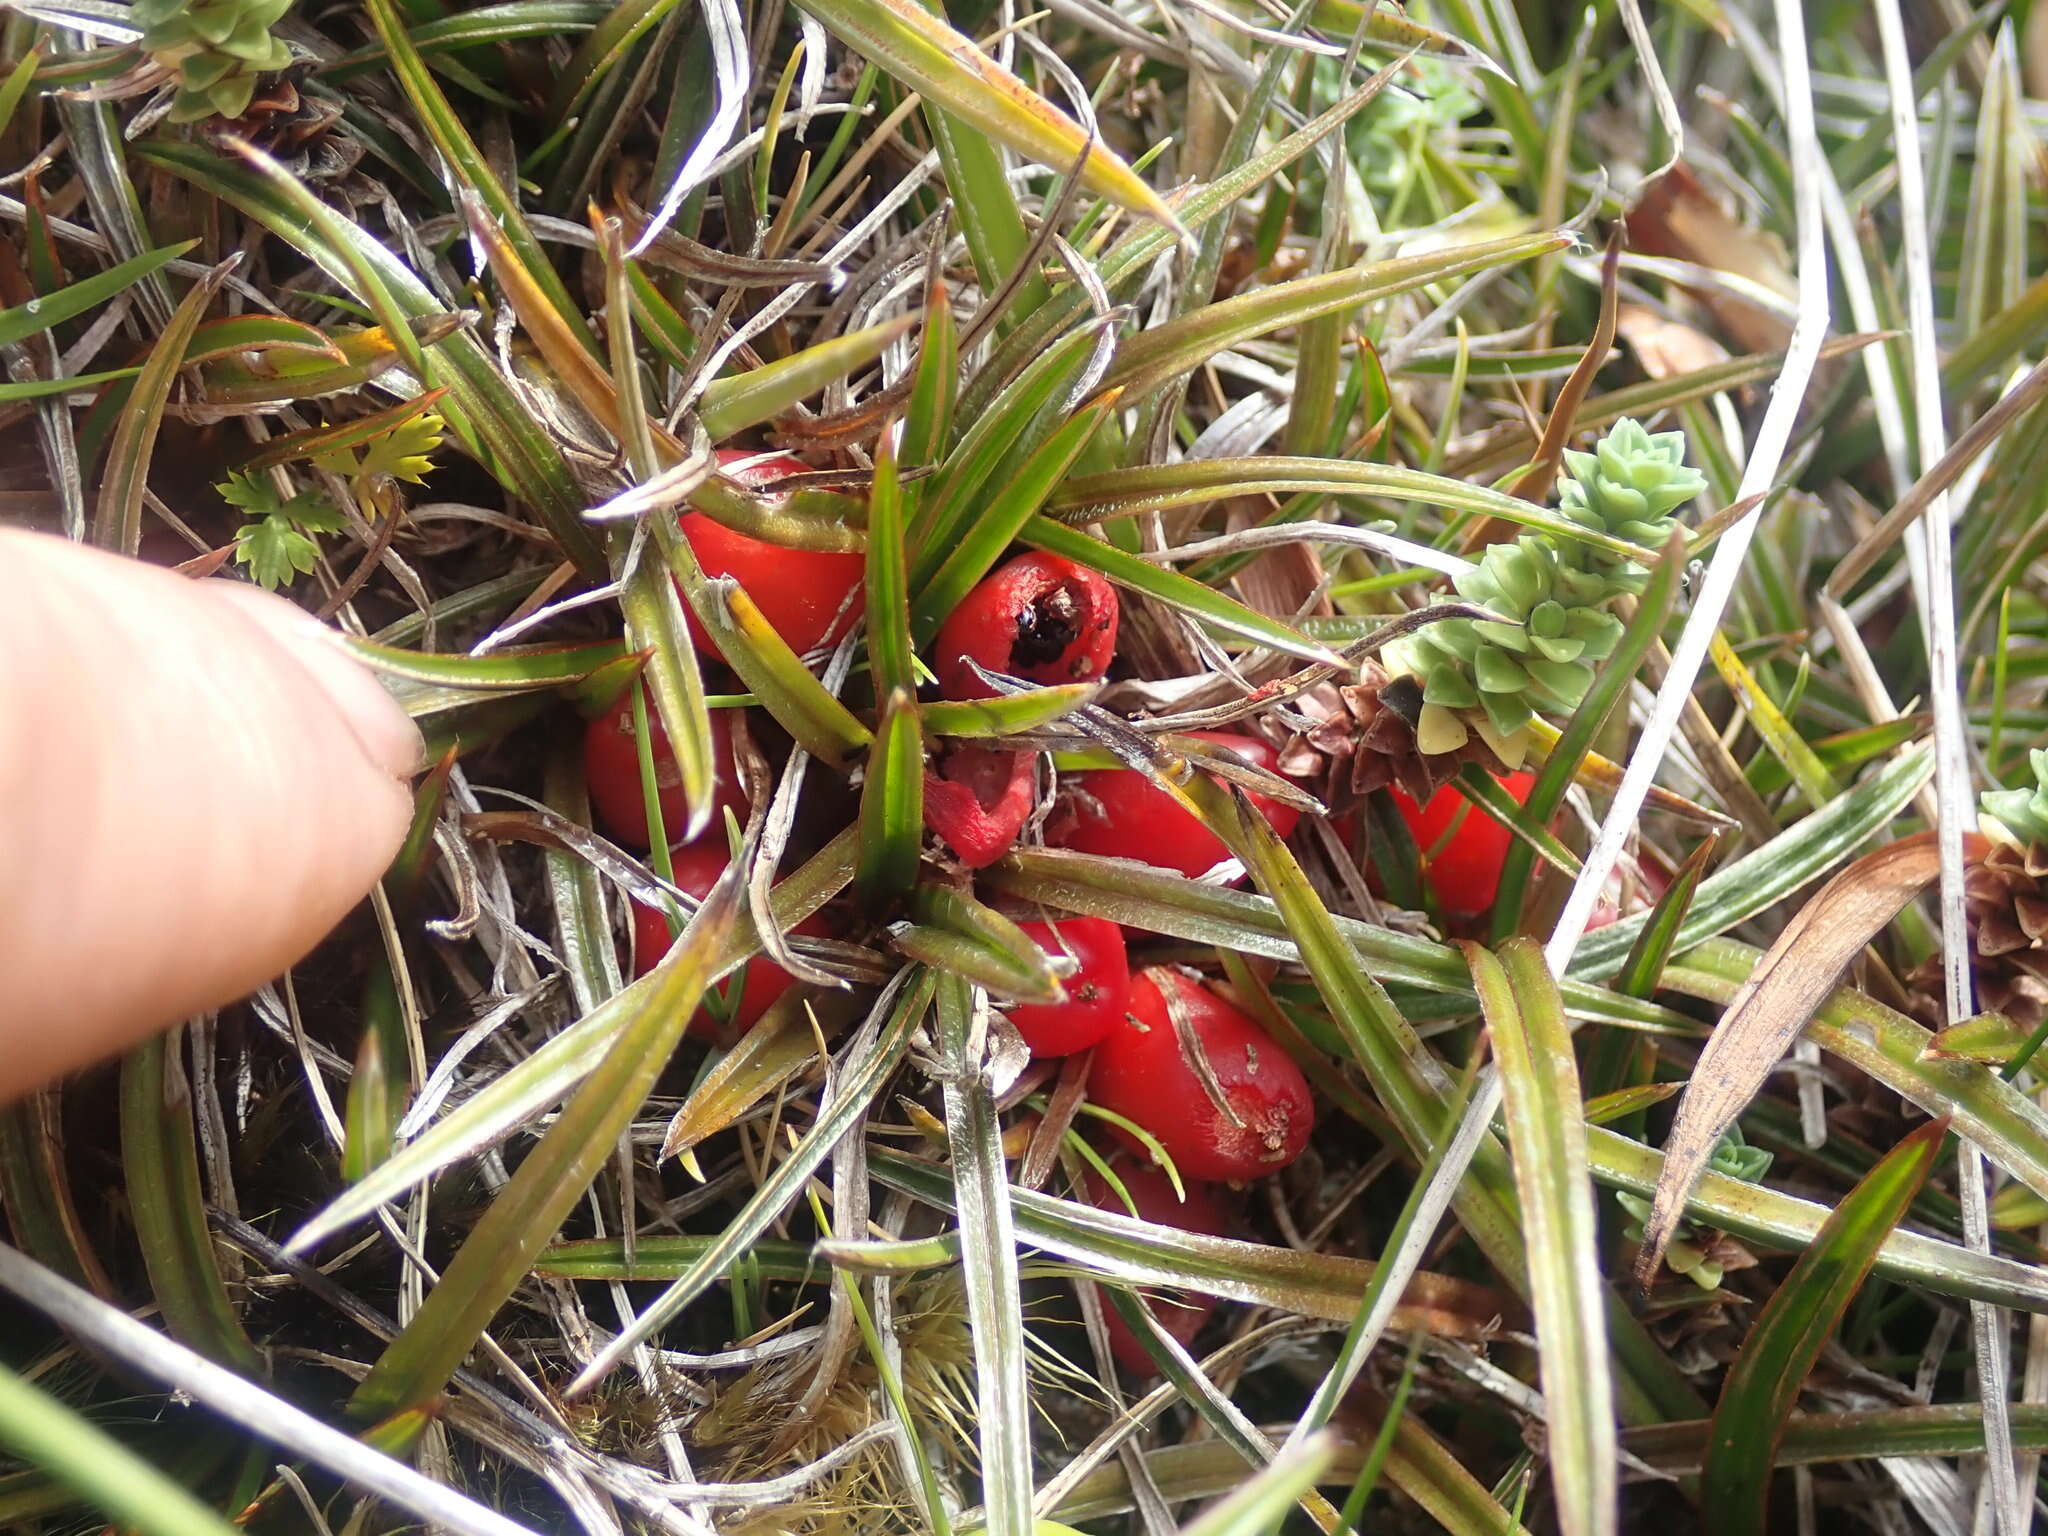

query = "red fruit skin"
[[583, 691, 748, 848], [1389, 770, 1536, 917], [630, 840, 824, 1039], [931, 552, 1119, 700], [1048, 732, 1300, 880], [924, 744, 1037, 868], [677, 450, 864, 661], [1090, 968, 1314, 1182], [1004, 917, 1129, 1057], [1083, 1163, 1230, 1376]]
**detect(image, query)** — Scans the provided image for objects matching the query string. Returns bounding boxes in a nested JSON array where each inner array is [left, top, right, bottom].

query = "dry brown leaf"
[[1635, 831, 1964, 1288], [1628, 163, 1795, 357], [1615, 302, 1732, 381]]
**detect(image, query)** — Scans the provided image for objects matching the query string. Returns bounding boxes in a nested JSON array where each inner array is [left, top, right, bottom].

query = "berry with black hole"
[[1389, 769, 1535, 917], [932, 552, 1119, 700], [583, 689, 748, 848], [1089, 967, 1313, 1182], [923, 743, 1037, 868], [630, 839, 826, 1041], [674, 450, 865, 662], [1046, 731, 1300, 880], [1003, 916, 1129, 1057], [1082, 1162, 1230, 1376]]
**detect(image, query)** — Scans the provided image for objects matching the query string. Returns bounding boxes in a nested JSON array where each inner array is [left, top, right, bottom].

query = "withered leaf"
[[1637, 831, 1952, 1288]]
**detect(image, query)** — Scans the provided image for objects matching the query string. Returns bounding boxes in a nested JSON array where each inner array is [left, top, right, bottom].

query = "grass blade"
[[0, 1364, 240, 1536], [1701, 1119, 1948, 1536], [1466, 940, 1614, 1536], [798, 0, 1181, 233], [348, 866, 742, 1418], [565, 968, 936, 1394], [118, 1039, 262, 1376], [90, 262, 227, 555], [934, 975, 1032, 1536]]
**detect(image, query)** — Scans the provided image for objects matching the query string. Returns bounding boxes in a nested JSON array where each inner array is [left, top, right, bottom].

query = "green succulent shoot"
[[1557, 418, 1705, 561], [1616, 1127, 1771, 1291], [134, 0, 294, 122], [1397, 535, 1627, 756], [1981, 748, 2048, 850], [1389, 418, 1701, 761]]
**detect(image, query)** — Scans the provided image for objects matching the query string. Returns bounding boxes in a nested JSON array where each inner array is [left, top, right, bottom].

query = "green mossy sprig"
[[134, 0, 294, 122]]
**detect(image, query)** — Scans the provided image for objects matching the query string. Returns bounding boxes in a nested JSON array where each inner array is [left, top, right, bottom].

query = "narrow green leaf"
[[621, 539, 719, 842], [1178, 1433, 1337, 1536], [1103, 231, 1569, 401], [90, 264, 226, 555], [1614, 835, 1717, 998], [934, 974, 1032, 1536], [1702, 1119, 1948, 1535], [857, 690, 925, 898], [797, 0, 1182, 233], [563, 969, 937, 1395], [0, 365, 141, 401], [0, 239, 193, 349], [362, 0, 592, 346], [348, 868, 741, 1418], [0, 1365, 241, 1536], [1567, 746, 1934, 980], [698, 318, 915, 441], [1467, 940, 1614, 1536], [1050, 455, 1655, 566], [866, 1148, 1504, 1329], [663, 530, 872, 763], [289, 831, 858, 1251], [537, 1235, 821, 1281], [908, 326, 1101, 576], [921, 683, 1094, 738], [902, 277, 957, 468], [119, 1040, 263, 1375], [342, 961, 410, 1183], [865, 433, 915, 696]]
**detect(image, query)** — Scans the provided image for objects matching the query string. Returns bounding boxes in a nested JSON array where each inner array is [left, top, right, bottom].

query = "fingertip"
[[0, 533, 421, 1096], [203, 581, 426, 780]]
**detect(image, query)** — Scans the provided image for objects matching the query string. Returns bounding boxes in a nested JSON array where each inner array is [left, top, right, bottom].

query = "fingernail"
[[208, 583, 427, 779]]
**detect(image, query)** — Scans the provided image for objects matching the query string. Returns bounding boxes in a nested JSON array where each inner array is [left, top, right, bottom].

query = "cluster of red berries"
[[582, 449, 1564, 1371]]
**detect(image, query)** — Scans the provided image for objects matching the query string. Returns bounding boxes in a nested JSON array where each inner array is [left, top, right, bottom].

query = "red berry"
[[630, 839, 825, 1040], [1389, 770, 1535, 917], [1082, 1163, 1229, 1376], [676, 450, 865, 661], [931, 552, 1119, 700], [1089, 968, 1313, 1182], [1048, 732, 1300, 880], [583, 690, 748, 848], [923, 743, 1037, 868], [1004, 917, 1129, 1057]]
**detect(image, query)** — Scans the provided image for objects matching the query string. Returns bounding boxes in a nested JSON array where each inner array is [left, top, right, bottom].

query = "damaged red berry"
[[923, 742, 1038, 868], [1089, 967, 1313, 1182], [932, 552, 1119, 700], [1004, 916, 1129, 1057], [676, 450, 865, 662], [1047, 731, 1300, 880], [630, 839, 826, 1040], [1389, 769, 1535, 917], [583, 689, 748, 848], [1082, 1162, 1230, 1376]]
